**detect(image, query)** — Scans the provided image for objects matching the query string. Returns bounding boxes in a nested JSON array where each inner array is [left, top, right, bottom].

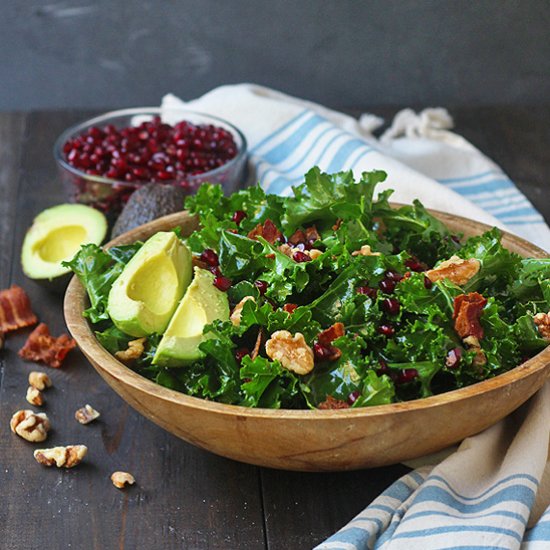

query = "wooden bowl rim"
[[64, 208, 550, 421]]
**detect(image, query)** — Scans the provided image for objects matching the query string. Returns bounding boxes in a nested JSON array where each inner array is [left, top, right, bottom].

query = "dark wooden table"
[[0, 107, 548, 550]]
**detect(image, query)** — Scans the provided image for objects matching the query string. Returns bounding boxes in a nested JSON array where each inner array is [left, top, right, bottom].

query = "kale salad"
[[66, 168, 550, 410]]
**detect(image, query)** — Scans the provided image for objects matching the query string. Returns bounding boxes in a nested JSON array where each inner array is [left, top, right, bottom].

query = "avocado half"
[[153, 267, 230, 367], [107, 231, 192, 337], [21, 204, 108, 282]]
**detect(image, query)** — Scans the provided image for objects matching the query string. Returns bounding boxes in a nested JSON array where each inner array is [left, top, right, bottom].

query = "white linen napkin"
[[162, 84, 550, 549]]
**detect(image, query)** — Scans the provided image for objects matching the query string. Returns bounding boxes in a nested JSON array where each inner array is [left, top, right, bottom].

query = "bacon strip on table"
[[453, 292, 488, 340], [0, 285, 37, 334], [247, 219, 283, 244], [19, 323, 76, 368]]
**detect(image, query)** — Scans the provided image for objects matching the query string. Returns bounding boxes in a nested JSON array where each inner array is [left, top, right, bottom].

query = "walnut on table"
[[34, 445, 87, 468], [28, 371, 52, 391], [75, 404, 100, 425], [265, 330, 314, 375], [10, 410, 50, 442], [111, 471, 136, 489], [25, 386, 44, 407]]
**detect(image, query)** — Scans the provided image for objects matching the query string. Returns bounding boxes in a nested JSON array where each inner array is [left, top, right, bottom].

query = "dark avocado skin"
[[111, 185, 187, 239]]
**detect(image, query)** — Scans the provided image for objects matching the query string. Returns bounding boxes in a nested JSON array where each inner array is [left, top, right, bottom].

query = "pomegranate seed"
[[293, 251, 311, 263], [385, 270, 403, 282], [232, 210, 247, 225], [347, 391, 361, 405], [200, 249, 219, 266], [377, 359, 389, 373], [446, 347, 462, 369], [451, 235, 461, 244], [424, 276, 433, 289], [396, 369, 418, 384], [235, 347, 249, 364], [254, 280, 268, 296], [405, 258, 425, 272], [357, 286, 377, 299], [208, 265, 222, 277], [377, 324, 396, 337], [379, 278, 396, 294], [381, 298, 400, 315], [313, 342, 334, 361], [213, 275, 232, 291]]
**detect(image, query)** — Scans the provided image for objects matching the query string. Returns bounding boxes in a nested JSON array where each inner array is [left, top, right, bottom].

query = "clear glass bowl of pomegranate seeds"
[[54, 108, 247, 215]]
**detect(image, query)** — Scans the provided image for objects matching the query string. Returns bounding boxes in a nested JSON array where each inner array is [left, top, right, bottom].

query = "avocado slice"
[[153, 267, 230, 367], [21, 204, 107, 281], [107, 232, 192, 337]]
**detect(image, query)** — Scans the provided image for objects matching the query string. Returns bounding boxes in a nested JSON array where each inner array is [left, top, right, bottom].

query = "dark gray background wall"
[[1, 0, 549, 111]]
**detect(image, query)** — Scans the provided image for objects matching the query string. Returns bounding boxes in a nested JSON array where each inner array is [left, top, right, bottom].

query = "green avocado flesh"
[[107, 232, 192, 337], [153, 267, 230, 367], [21, 204, 107, 280]]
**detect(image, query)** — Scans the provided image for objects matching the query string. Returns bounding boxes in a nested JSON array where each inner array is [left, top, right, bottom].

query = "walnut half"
[[115, 338, 146, 364], [34, 445, 87, 468], [534, 312, 550, 340], [10, 410, 50, 442], [111, 471, 136, 489], [265, 330, 314, 375], [28, 371, 52, 391], [426, 255, 480, 286], [230, 296, 256, 326], [26, 386, 44, 407]]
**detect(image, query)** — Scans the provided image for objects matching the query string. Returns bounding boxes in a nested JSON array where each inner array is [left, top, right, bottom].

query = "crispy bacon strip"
[[0, 285, 37, 334], [318, 322, 345, 346], [251, 328, 264, 361], [283, 303, 298, 315], [247, 219, 283, 244], [19, 323, 76, 368], [318, 395, 350, 410], [453, 292, 488, 339], [288, 229, 306, 245]]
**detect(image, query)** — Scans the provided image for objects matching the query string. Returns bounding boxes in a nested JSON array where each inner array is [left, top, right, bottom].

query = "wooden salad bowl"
[[64, 210, 550, 471]]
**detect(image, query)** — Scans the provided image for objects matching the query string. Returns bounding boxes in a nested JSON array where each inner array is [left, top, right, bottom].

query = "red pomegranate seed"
[[424, 276, 433, 289], [293, 251, 311, 263], [200, 249, 219, 266], [385, 270, 403, 282], [382, 298, 400, 315], [357, 286, 378, 299], [347, 390, 361, 405], [213, 275, 232, 291], [379, 278, 396, 294], [445, 347, 462, 369], [377, 324, 396, 337], [396, 369, 418, 384], [405, 258, 425, 272], [232, 210, 247, 225], [254, 280, 268, 296], [313, 342, 334, 361], [235, 347, 250, 364], [208, 265, 222, 277]]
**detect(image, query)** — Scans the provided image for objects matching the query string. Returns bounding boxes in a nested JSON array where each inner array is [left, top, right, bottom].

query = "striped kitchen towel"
[[162, 84, 550, 251], [163, 84, 550, 549]]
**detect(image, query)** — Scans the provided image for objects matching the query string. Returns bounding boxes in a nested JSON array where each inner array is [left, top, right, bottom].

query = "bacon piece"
[[318, 395, 350, 410], [318, 322, 345, 346], [305, 225, 320, 244], [288, 229, 306, 245], [0, 285, 37, 334], [247, 219, 283, 244], [19, 323, 76, 368], [283, 303, 298, 315], [251, 328, 264, 361], [453, 292, 488, 340]]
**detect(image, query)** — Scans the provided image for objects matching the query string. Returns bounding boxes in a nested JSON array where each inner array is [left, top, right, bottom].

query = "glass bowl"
[[53, 108, 247, 215]]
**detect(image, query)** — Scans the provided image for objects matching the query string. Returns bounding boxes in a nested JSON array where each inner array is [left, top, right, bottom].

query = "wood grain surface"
[[0, 107, 548, 549]]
